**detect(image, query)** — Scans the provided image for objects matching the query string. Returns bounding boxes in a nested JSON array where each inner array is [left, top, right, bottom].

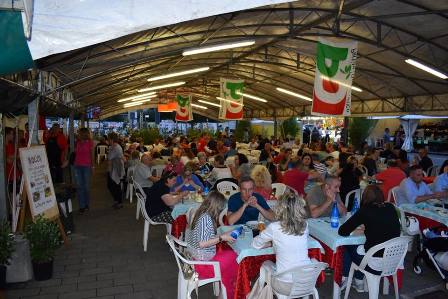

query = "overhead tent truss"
[[33, 0, 448, 119]]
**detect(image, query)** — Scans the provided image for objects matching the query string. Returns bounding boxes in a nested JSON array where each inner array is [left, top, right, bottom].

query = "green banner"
[[0, 11, 34, 76]]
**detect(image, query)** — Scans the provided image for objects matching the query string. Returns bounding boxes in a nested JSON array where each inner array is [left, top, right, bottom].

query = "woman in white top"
[[208, 154, 232, 185], [252, 191, 310, 293]]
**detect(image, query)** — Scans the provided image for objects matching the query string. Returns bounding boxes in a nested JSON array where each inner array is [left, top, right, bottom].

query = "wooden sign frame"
[[18, 146, 68, 245]]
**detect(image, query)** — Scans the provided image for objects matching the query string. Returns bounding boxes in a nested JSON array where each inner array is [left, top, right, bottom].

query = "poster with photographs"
[[19, 146, 59, 220]]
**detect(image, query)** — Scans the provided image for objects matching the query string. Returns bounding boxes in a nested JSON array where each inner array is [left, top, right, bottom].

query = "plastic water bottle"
[[352, 195, 359, 215], [230, 226, 243, 239], [203, 185, 209, 196], [330, 202, 339, 228]]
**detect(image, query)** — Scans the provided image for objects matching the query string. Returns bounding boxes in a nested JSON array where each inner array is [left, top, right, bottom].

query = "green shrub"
[[24, 216, 61, 262], [281, 117, 299, 139], [234, 120, 252, 141], [349, 117, 378, 150]]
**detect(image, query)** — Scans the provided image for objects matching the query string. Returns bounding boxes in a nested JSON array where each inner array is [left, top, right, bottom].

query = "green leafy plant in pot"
[[24, 216, 61, 281], [0, 220, 14, 288]]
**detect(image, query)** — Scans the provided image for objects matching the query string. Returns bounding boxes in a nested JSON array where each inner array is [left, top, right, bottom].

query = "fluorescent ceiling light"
[[191, 103, 207, 109], [236, 91, 267, 102], [147, 67, 210, 82], [138, 81, 185, 92], [198, 99, 221, 107], [276, 87, 312, 101], [131, 95, 157, 101], [117, 92, 156, 102], [320, 75, 362, 92], [405, 59, 447, 79], [183, 40, 255, 56], [216, 97, 244, 106], [123, 99, 151, 108]]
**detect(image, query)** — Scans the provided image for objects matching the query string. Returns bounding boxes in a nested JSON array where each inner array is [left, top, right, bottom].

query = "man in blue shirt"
[[434, 163, 448, 193], [396, 165, 447, 206], [227, 177, 275, 225]]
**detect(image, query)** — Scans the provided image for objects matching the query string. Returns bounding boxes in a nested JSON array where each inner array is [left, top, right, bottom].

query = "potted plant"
[[24, 216, 61, 281], [0, 220, 14, 288]]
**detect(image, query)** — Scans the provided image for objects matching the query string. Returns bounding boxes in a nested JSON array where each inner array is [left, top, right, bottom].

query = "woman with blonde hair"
[[251, 165, 272, 200], [186, 190, 238, 299], [252, 191, 311, 292]]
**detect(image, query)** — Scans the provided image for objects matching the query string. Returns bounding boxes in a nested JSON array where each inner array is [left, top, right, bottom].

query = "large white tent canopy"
[[2, 0, 448, 120]]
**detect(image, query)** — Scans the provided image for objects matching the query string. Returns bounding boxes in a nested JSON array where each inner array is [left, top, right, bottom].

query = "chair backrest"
[[218, 207, 228, 226], [344, 189, 362, 208], [358, 165, 368, 176], [166, 234, 191, 275], [186, 207, 198, 226], [386, 186, 399, 203], [272, 262, 328, 297], [358, 236, 411, 277], [251, 150, 261, 156], [97, 145, 107, 155], [152, 165, 165, 177], [426, 165, 439, 177], [390, 186, 400, 204], [271, 183, 287, 199], [133, 180, 146, 199], [216, 181, 239, 194], [127, 166, 135, 182]]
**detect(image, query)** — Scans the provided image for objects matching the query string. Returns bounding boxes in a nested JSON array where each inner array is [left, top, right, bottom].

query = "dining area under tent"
[[1, 1, 448, 299]]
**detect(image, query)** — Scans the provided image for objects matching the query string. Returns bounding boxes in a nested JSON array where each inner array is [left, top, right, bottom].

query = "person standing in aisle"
[[107, 132, 125, 209], [46, 123, 68, 183], [73, 128, 94, 214]]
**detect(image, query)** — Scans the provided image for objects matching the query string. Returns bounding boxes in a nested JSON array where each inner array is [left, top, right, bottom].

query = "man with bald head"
[[134, 153, 160, 193]]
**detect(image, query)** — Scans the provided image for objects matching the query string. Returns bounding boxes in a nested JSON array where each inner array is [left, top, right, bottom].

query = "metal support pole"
[[28, 98, 39, 144], [0, 114, 7, 220], [273, 109, 278, 138]]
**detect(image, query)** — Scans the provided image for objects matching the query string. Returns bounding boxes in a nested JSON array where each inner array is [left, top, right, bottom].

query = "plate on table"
[[246, 221, 258, 229]]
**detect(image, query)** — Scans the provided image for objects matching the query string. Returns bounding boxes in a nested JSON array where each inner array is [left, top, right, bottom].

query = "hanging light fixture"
[[405, 59, 447, 79], [138, 81, 185, 92], [236, 91, 267, 102], [117, 92, 156, 102], [183, 40, 255, 56], [147, 67, 210, 81], [198, 99, 221, 107], [276, 87, 312, 101]]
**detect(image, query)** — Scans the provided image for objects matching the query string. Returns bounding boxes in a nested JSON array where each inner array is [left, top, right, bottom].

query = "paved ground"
[[6, 164, 448, 299]]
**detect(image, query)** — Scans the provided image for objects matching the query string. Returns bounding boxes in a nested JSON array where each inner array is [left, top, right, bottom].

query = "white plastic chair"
[[358, 165, 368, 176], [270, 262, 328, 299], [126, 166, 135, 203], [271, 183, 287, 199], [96, 145, 108, 164], [344, 236, 411, 299], [344, 189, 362, 208], [216, 181, 239, 195], [218, 207, 228, 226], [386, 186, 399, 203], [166, 234, 227, 299], [426, 165, 439, 177], [134, 181, 171, 252], [134, 179, 145, 220]]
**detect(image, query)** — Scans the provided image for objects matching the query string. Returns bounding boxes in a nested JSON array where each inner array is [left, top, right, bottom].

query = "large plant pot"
[[0, 265, 6, 289], [32, 260, 53, 281]]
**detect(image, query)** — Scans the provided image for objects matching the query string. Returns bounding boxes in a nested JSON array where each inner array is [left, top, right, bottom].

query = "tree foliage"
[[281, 117, 299, 139], [348, 117, 378, 150]]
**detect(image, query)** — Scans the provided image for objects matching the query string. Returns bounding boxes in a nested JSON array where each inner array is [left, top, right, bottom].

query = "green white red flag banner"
[[312, 38, 358, 116], [175, 94, 193, 122], [219, 78, 244, 120]]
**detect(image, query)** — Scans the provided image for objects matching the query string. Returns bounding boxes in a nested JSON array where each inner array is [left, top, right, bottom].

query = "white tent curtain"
[[400, 119, 419, 152]]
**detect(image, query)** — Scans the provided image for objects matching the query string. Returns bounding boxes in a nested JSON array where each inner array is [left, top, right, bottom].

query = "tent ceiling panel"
[[35, 0, 448, 118]]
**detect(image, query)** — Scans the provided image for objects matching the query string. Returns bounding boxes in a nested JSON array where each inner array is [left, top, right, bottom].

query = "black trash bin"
[[54, 184, 75, 235]]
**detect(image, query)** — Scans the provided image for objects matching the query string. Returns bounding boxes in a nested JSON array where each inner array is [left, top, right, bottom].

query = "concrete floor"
[[5, 164, 448, 299]]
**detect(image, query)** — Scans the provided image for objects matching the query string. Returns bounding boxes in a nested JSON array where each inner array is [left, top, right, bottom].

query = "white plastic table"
[[307, 217, 366, 299]]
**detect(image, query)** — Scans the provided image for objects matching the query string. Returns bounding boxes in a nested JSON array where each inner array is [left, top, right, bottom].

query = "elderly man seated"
[[134, 154, 160, 194], [227, 177, 275, 225], [306, 175, 347, 218], [395, 165, 447, 206]]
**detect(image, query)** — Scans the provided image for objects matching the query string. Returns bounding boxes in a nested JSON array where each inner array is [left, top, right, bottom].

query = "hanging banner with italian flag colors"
[[175, 94, 193, 122], [312, 38, 358, 116], [219, 78, 244, 120]]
